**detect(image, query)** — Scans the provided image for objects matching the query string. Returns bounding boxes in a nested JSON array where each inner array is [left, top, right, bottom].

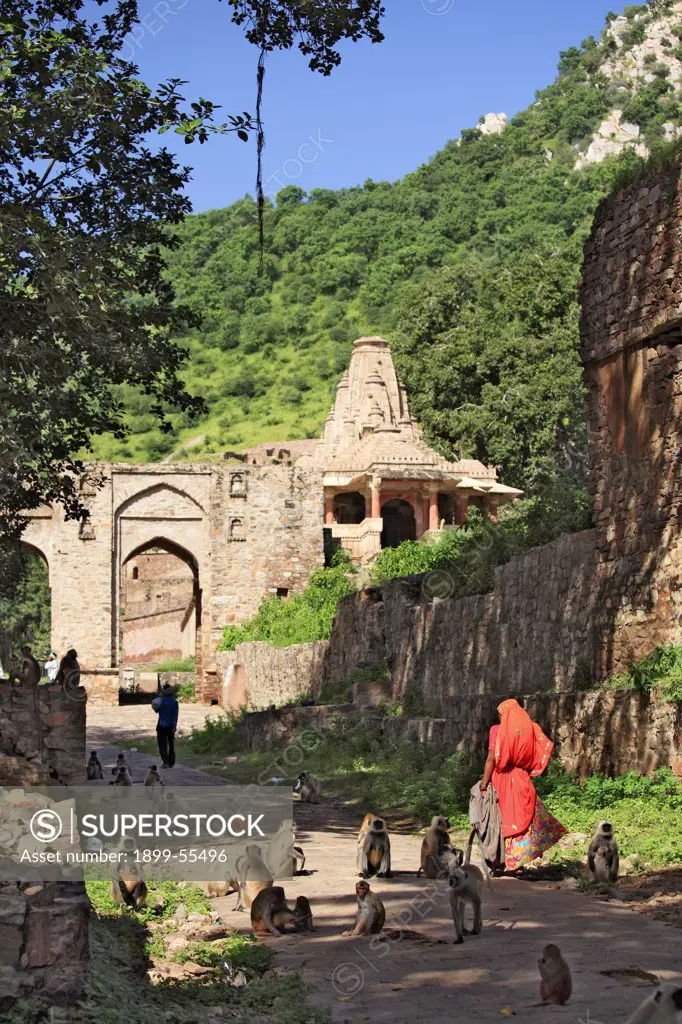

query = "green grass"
[[6, 881, 330, 1024], [151, 656, 196, 673], [182, 713, 682, 869]]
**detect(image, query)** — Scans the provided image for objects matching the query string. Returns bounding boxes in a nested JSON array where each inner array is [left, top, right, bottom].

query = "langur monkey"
[[111, 752, 129, 776], [86, 751, 104, 780], [250, 886, 303, 936], [293, 895, 314, 931], [266, 819, 306, 877], [417, 815, 452, 878], [357, 816, 392, 878], [232, 844, 273, 911], [110, 765, 132, 786], [342, 880, 385, 936], [588, 821, 619, 883], [448, 865, 484, 944], [538, 944, 572, 1005], [144, 765, 164, 787], [294, 771, 321, 803], [624, 983, 682, 1024], [112, 849, 147, 911]]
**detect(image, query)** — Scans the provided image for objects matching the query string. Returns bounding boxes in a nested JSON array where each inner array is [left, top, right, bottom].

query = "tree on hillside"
[[0, 0, 386, 579]]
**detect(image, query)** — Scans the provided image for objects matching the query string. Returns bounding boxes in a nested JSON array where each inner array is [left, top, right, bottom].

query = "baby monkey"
[[342, 880, 385, 937]]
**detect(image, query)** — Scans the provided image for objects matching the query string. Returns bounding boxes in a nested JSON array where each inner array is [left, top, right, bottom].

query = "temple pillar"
[[324, 493, 334, 526], [428, 489, 439, 532], [455, 496, 469, 525], [415, 494, 425, 538], [370, 478, 381, 518], [489, 502, 498, 523]]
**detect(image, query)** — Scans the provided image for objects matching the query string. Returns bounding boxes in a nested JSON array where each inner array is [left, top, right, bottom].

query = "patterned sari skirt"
[[503, 796, 567, 871]]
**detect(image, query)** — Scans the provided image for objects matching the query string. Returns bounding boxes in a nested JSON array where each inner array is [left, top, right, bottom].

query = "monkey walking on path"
[[110, 765, 132, 786], [448, 865, 484, 944], [538, 943, 572, 1005], [342, 881, 385, 936]]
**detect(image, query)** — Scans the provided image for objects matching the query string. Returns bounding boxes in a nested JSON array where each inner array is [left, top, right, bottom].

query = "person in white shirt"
[[45, 652, 59, 683]]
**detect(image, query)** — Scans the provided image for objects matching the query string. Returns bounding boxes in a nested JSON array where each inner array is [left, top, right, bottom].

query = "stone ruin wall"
[[23, 460, 324, 704], [581, 156, 682, 675], [0, 683, 89, 1011]]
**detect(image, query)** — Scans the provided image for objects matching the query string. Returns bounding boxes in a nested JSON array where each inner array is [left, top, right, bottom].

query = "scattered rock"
[[478, 112, 508, 136], [172, 903, 188, 921]]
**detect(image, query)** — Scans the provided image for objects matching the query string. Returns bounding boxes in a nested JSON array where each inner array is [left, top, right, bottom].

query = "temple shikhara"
[[22, 335, 520, 690], [316, 336, 521, 562]]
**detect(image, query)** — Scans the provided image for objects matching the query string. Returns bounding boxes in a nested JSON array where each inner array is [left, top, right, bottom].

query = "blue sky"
[[130, 0, 632, 212]]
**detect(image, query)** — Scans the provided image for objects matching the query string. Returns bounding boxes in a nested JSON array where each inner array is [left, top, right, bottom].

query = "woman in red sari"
[[480, 698, 566, 871]]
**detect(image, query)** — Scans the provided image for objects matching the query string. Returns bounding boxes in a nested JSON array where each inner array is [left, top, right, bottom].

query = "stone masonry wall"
[[232, 689, 681, 781], [324, 530, 599, 712], [0, 683, 89, 1010], [581, 156, 682, 675], [23, 461, 324, 702], [217, 641, 328, 711], [0, 683, 86, 785]]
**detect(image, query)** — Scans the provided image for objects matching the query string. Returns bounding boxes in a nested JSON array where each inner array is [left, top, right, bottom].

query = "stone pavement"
[[85, 708, 682, 1022], [212, 800, 682, 1024]]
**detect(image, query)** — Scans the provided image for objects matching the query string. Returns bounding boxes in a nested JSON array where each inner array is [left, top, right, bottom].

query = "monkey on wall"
[[357, 816, 392, 879], [86, 751, 104, 780], [251, 886, 306, 936], [342, 880, 385, 937], [294, 771, 321, 803], [417, 815, 452, 878], [144, 765, 164, 787], [588, 821, 619, 883], [624, 983, 682, 1023], [448, 865, 484, 944], [538, 944, 572, 1005]]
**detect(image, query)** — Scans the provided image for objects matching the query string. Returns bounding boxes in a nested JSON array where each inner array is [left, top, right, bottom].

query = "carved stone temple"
[[22, 336, 520, 698], [318, 336, 521, 561]]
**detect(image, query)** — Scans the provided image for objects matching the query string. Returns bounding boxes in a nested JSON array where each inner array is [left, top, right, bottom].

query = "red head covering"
[[491, 699, 554, 838]]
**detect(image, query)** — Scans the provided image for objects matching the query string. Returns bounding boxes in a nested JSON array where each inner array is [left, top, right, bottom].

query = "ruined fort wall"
[[323, 530, 599, 711], [581, 157, 682, 674], [0, 683, 89, 1010], [23, 461, 324, 701]]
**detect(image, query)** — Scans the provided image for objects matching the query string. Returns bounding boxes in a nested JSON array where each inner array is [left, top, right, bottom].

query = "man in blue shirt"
[[153, 683, 179, 769]]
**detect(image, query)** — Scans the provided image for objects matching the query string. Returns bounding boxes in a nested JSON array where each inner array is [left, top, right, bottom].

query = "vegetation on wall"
[[0, 548, 51, 664], [217, 552, 357, 651], [93, 3, 682, 496], [604, 643, 682, 701]]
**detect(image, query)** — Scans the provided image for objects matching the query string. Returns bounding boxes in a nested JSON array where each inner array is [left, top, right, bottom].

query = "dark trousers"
[[156, 726, 176, 767]]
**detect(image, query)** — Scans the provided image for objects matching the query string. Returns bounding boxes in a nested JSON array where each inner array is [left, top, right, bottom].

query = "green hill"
[[91, 1, 682, 490]]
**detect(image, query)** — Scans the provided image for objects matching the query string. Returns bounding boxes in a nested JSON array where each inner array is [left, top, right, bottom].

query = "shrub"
[[218, 557, 357, 650], [603, 643, 682, 701]]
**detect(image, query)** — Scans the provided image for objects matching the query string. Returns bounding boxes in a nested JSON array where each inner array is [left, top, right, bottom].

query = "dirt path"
[[86, 704, 227, 785], [87, 710, 682, 1023]]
